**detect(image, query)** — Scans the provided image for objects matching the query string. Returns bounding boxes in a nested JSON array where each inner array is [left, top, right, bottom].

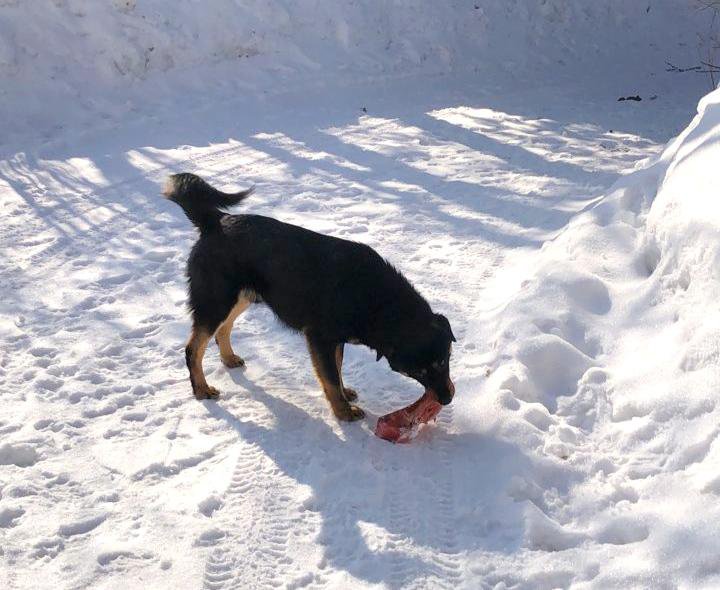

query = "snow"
[[470, 85, 720, 588], [2, 1, 719, 589], [0, 0, 706, 153]]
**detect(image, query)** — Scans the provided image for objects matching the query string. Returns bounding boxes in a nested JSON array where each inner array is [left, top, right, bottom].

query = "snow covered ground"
[[1, 2, 718, 589]]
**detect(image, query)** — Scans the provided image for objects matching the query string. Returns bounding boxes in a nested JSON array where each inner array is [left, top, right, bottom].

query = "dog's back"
[[164, 172, 452, 416], [192, 210, 428, 343], [164, 173, 429, 342]]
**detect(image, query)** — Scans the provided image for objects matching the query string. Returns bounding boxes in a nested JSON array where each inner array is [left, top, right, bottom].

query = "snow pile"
[[0, 0, 704, 149], [0, 0, 701, 85], [472, 87, 720, 585]]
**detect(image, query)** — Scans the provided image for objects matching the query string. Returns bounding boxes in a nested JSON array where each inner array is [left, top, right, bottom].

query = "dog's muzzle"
[[430, 377, 455, 406]]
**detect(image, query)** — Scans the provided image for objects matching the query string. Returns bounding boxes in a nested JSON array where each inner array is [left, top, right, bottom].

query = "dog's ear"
[[434, 313, 457, 342]]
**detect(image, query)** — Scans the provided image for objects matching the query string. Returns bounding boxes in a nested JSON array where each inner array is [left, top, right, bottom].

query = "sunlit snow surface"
[[0, 2, 717, 589]]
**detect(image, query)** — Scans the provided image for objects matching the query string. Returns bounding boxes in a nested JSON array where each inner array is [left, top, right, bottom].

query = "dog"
[[163, 173, 456, 421]]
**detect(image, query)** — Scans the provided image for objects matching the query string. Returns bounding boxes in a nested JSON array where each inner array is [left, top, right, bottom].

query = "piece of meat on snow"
[[374, 391, 442, 443]]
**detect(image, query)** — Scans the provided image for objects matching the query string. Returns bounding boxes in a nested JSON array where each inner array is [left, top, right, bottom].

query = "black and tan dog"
[[163, 173, 456, 421]]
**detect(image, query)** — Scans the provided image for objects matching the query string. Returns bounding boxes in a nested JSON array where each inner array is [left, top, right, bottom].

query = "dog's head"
[[382, 313, 457, 405]]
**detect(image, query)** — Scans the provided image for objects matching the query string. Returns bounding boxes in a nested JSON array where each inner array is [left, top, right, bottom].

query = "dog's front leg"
[[334, 343, 358, 401], [306, 333, 364, 421]]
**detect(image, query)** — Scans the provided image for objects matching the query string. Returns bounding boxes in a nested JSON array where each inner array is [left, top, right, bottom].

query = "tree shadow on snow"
[[206, 370, 530, 588], [0, 74, 688, 586]]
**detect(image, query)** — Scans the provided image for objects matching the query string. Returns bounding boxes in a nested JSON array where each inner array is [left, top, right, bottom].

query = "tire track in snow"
[[418, 405, 462, 589], [201, 438, 302, 590], [386, 448, 418, 588], [203, 548, 234, 590], [386, 405, 461, 589]]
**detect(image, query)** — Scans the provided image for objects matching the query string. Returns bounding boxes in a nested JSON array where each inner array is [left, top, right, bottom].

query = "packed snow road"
[[0, 72, 703, 589]]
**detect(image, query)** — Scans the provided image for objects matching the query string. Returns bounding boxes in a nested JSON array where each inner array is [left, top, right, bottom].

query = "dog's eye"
[[418, 368, 427, 376]]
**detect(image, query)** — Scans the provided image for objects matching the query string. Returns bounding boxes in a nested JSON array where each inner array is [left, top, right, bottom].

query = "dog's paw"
[[221, 354, 246, 369], [343, 387, 359, 401], [335, 403, 365, 422], [194, 385, 220, 400], [347, 404, 365, 421]]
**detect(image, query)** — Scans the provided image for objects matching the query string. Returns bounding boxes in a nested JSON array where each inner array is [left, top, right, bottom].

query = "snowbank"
[[0, 1, 705, 149], [1, 1, 702, 86], [473, 85, 720, 586]]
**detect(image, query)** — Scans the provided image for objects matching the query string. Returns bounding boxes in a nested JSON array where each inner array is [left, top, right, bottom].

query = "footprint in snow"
[[97, 549, 150, 566], [58, 513, 107, 537], [121, 410, 147, 422], [29, 346, 58, 358], [31, 537, 65, 559], [122, 324, 160, 340], [35, 376, 63, 392], [97, 273, 132, 287], [145, 249, 175, 262], [33, 356, 54, 368], [0, 443, 39, 467], [198, 495, 223, 517], [0, 506, 25, 528], [195, 527, 227, 546]]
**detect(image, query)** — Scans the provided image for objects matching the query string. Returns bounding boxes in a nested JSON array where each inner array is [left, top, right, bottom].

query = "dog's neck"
[[363, 266, 433, 357]]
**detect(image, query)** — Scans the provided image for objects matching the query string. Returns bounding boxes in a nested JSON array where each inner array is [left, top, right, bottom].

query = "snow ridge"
[[470, 86, 720, 587]]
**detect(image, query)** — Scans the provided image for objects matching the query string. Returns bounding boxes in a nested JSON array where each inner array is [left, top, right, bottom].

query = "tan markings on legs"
[[306, 334, 364, 421], [215, 297, 251, 368], [186, 327, 218, 400], [335, 343, 358, 401]]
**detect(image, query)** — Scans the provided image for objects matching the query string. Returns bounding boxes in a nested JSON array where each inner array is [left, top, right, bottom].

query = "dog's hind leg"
[[215, 295, 252, 368], [334, 344, 358, 402], [185, 259, 239, 399], [186, 325, 218, 400], [306, 333, 364, 421]]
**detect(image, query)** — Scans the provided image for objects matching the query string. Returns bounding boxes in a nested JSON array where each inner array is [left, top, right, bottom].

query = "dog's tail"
[[162, 172, 254, 231]]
